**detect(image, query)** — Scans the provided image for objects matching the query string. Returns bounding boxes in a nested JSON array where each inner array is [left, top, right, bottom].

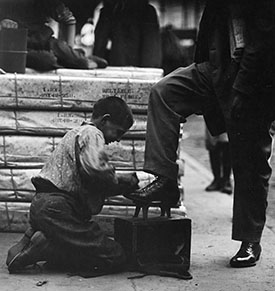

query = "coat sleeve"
[[233, 0, 275, 97]]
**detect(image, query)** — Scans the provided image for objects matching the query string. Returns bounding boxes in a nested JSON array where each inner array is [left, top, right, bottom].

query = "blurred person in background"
[[93, 0, 161, 67], [62, 0, 101, 35], [0, 0, 107, 71], [160, 25, 187, 76], [205, 128, 232, 194]]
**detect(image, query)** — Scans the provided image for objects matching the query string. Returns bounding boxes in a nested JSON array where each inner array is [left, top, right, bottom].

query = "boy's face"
[[101, 120, 128, 144]]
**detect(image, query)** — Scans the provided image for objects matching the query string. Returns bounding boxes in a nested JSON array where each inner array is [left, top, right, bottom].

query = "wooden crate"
[[114, 216, 191, 270]]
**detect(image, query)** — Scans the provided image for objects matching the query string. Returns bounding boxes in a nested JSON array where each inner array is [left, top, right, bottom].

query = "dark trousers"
[[144, 62, 273, 242], [27, 37, 89, 71], [208, 142, 231, 182], [29, 191, 125, 271]]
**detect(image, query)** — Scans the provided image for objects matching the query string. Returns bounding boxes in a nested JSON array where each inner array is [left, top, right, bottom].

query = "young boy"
[[6, 96, 138, 275]]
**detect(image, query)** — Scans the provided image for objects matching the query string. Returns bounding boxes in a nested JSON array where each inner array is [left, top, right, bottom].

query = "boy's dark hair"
[[92, 96, 134, 129]]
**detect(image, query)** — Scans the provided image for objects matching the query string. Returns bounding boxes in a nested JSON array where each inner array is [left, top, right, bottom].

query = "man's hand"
[[231, 90, 252, 120], [0, 19, 18, 30]]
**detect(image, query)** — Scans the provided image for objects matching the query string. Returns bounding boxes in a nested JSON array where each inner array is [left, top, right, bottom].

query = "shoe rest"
[[133, 201, 175, 219], [114, 216, 192, 272]]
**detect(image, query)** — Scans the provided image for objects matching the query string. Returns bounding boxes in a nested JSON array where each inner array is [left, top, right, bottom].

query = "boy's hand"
[[118, 172, 139, 192], [0, 19, 18, 30], [103, 172, 139, 198]]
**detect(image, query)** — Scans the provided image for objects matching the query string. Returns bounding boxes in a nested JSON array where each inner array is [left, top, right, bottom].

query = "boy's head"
[[92, 96, 134, 144]]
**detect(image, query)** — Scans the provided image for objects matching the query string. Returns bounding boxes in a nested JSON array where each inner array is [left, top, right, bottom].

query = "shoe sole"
[[230, 253, 261, 268], [8, 231, 47, 273], [125, 193, 179, 206], [6, 227, 35, 266]]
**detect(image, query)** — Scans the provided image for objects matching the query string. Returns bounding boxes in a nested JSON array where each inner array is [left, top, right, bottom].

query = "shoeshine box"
[[114, 215, 191, 270]]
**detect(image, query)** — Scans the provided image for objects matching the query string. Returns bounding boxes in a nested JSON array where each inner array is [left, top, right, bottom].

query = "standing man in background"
[[93, 0, 162, 67]]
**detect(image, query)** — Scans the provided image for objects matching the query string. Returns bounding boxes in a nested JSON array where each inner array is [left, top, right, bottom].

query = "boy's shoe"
[[6, 227, 35, 266], [8, 231, 49, 273]]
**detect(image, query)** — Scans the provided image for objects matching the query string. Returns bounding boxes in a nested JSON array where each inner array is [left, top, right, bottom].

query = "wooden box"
[[114, 216, 191, 270]]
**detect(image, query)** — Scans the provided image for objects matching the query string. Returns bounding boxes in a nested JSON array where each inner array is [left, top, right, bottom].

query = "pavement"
[[1, 151, 275, 291]]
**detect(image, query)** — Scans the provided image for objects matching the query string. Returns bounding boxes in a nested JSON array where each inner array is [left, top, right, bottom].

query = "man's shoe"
[[230, 242, 261, 268], [8, 231, 50, 273], [125, 176, 179, 204], [220, 179, 233, 195], [205, 179, 221, 192], [6, 227, 35, 266]]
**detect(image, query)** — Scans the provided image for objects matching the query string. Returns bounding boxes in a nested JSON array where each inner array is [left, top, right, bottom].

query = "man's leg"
[[220, 142, 233, 194], [226, 95, 273, 267], [50, 37, 90, 69], [27, 50, 61, 71], [205, 147, 222, 191], [229, 122, 272, 241], [127, 63, 217, 203]]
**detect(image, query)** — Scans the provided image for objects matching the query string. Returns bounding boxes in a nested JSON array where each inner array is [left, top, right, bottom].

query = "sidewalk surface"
[[1, 152, 275, 291]]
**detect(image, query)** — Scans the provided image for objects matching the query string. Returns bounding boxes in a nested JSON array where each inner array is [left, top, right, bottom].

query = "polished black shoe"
[[230, 242, 261, 268], [8, 231, 50, 273], [125, 176, 180, 204], [205, 179, 221, 192]]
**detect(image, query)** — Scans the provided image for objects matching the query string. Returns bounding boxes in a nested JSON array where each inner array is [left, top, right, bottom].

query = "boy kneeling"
[[6, 96, 138, 275]]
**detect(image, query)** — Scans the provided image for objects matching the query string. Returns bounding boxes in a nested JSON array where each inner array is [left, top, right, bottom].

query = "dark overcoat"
[[93, 1, 162, 67], [194, 0, 275, 135]]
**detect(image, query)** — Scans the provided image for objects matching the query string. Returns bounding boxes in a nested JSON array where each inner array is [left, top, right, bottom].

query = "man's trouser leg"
[[209, 147, 222, 182], [30, 192, 126, 271], [226, 100, 273, 242], [220, 142, 231, 181], [144, 63, 217, 181]]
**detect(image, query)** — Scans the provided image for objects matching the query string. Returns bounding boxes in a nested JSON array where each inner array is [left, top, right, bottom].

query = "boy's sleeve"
[[77, 127, 118, 185]]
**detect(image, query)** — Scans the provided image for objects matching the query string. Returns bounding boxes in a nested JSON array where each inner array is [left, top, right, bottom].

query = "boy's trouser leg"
[[30, 192, 126, 271], [144, 63, 217, 181]]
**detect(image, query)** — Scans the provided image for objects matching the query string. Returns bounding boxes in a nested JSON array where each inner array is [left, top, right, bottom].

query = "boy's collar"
[[81, 121, 95, 126]]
